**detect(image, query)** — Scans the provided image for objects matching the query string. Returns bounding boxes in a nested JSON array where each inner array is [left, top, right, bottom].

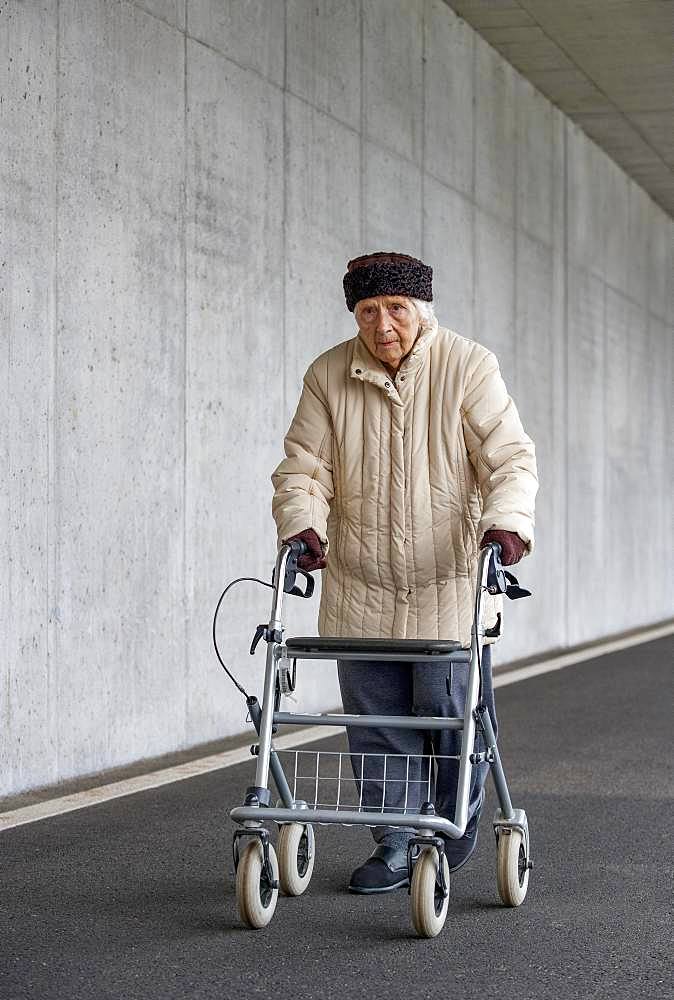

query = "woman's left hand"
[[480, 529, 527, 566]]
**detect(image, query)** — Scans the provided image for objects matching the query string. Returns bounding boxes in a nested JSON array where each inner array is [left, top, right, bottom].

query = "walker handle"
[[287, 538, 309, 557], [282, 540, 315, 599]]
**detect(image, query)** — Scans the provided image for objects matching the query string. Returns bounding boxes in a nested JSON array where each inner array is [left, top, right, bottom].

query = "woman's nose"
[[375, 309, 392, 333]]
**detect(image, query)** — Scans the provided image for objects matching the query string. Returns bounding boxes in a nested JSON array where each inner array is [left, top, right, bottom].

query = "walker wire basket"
[[276, 748, 459, 822]]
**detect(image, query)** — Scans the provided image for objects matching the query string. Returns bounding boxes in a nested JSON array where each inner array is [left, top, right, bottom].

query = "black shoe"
[[444, 789, 485, 873], [348, 844, 410, 894]]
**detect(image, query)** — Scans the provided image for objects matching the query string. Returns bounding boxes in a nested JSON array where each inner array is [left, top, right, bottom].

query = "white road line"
[[1, 621, 671, 832], [0, 726, 344, 833]]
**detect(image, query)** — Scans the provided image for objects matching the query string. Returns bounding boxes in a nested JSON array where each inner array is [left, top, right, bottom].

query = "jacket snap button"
[[400, 375, 406, 381], [384, 381, 391, 387], [355, 368, 362, 374]]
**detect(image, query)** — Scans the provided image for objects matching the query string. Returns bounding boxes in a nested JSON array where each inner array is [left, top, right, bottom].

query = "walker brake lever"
[[486, 544, 531, 600], [285, 569, 314, 599], [502, 571, 531, 600]]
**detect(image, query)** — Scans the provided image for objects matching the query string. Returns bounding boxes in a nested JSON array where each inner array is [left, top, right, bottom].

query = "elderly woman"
[[272, 251, 538, 893]]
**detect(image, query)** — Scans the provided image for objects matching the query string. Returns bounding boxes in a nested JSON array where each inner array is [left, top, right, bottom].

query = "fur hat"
[[343, 251, 433, 312]]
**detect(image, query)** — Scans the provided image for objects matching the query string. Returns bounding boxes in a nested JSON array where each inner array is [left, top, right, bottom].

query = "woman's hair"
[[410, 298, 436, 326]]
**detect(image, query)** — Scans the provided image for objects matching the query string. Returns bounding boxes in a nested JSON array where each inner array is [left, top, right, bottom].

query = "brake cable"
[[212, 577, 274, 699]]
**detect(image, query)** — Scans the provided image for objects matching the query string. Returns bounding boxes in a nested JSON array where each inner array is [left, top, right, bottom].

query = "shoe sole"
[[348, 876, 409, 894]]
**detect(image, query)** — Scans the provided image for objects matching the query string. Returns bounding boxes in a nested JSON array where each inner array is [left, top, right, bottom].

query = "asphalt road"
[[1, 636, 672, 1000]]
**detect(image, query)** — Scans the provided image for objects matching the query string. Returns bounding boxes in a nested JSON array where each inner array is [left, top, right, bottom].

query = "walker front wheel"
[[277, 822, 315, 896], [236, 839, 279, 929], [496, 828, 529, 906], [410, 846, 450, 938]]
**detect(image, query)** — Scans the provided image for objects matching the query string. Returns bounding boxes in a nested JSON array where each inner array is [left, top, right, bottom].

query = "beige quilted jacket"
[[271, 317, 538, 647]]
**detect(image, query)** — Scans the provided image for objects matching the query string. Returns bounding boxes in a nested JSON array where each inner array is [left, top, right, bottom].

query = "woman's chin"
[[377, 349, 400, 364]]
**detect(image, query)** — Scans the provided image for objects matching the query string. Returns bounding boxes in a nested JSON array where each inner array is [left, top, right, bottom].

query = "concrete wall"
[[2, 0, 672, 798]]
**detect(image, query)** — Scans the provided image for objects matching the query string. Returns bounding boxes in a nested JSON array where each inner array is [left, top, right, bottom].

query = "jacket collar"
[[350, 316, 439, 389]]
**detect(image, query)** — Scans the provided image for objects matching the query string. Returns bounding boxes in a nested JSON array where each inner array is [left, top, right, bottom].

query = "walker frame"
[[229, 540, 532, 935]]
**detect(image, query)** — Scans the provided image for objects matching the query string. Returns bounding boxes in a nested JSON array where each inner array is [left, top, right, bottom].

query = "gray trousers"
[[337, 646, 496, 852]]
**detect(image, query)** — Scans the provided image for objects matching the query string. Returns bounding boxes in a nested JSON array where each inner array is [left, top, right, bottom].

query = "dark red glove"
[[284, 528, 327, 572], [480, 529, 527, 566]]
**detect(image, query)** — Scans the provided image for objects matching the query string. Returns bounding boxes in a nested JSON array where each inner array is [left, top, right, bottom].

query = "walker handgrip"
[[287, 539, 309, 557], [280, 542, 315, 598]]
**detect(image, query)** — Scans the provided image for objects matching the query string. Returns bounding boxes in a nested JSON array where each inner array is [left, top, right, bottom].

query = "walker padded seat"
[[285, 637, 470, 661]]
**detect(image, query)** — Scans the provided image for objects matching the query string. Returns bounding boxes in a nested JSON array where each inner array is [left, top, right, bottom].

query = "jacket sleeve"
[[460, 345, 538, 554], [271, 363, 334, 553]]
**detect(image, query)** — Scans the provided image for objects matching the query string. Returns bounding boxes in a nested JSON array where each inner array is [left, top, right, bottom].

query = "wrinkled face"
[[355, 295, 420, 371]]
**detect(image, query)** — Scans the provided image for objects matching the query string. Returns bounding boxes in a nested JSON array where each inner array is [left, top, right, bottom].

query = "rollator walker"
[[228, 540, 533, 937]]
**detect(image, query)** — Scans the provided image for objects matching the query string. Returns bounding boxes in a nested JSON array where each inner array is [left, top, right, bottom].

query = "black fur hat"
[[343, 251, 433, 312]]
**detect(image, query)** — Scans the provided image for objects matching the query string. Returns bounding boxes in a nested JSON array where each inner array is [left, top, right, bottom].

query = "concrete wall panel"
[[284, 96, 361, 421], [188, 0, 284, 87], [363, 0, 423, 165], [664, 315, 673, 620], [364, 142, 422, 257], [604, 157, 630, 293], [516, 77, 553, 246], [566, 267, 606, 644], [566, 124, 607, 280], [648, 208, 671, 319], [185, 42, 284, 743], [474, 209, 515, 382], [648, 315, 674, 618], [604, 291, 648, 628], [286, 0, 361, 131], [52, 0, 186, 784], [474, 37, 516, 223], [424, 0, 474, 197], [1, 2, 57, 796], [626, 181, 651, 307], [549, 109, 568, 647], [423, 177, 474, 339], [642, 314, 672, 620], [509, 234, 564, 659]]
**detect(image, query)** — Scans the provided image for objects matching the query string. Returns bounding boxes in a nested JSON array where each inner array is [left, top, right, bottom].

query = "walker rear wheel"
[[277, 822, 315, 896], [410, 846, 450, 938], [496, 828, 529, 906], [236, 839, 279, 929]]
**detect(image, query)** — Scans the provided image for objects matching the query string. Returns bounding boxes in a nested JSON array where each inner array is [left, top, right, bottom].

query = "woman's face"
[[355, 295, 421, 372]]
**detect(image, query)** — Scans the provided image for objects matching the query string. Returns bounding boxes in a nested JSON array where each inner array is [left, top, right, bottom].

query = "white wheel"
[[277, 823, 315, 896], [410, 846, 450, 938], [235, 839, 279, 929], [496, 828, 529, 906]]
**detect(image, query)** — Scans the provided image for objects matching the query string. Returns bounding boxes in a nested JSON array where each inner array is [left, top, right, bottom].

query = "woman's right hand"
[[284, 528, 327, 572]]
